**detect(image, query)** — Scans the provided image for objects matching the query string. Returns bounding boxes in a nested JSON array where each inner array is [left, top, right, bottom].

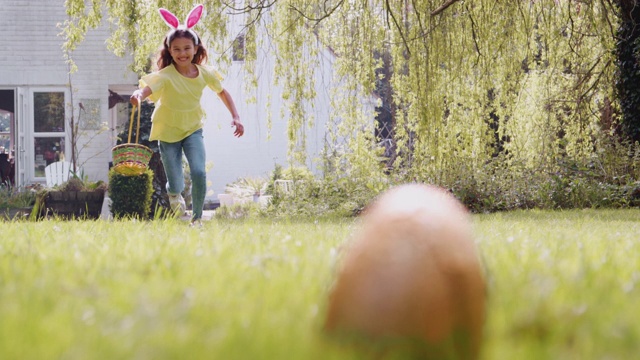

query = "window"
[[0, 111, 10, 154], [34, 92, 65, 132], [33, 91, 66, 177], [232, 33, 246, 62]]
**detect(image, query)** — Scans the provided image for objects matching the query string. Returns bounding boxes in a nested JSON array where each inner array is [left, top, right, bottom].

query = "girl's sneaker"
[[169, 193, 186, 215]]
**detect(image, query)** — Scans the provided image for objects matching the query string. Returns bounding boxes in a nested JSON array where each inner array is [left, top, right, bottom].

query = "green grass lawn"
[[1, 209, 639, 359]]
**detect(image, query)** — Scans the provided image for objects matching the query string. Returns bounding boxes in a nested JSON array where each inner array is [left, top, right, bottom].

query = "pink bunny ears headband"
[[159, 4, 204, 46]]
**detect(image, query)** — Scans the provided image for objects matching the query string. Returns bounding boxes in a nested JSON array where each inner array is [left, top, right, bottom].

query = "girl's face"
[[169, 37, 198, 66]]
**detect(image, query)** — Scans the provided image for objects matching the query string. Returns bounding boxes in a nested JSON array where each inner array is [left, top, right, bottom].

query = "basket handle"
[[127, 105, 142, 144]]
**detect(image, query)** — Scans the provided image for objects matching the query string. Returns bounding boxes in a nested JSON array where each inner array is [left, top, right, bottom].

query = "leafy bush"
[[263, 170, 386, 219], [108, 168, 154, 219], [60, 177, 85, 192], [214, 202, 260, 220], [225, 176, 268, 201], [0, 186, 36, 210], [49, 172, 108, 193], [259, 135, 640, 219], [447, 141, 640, 213]]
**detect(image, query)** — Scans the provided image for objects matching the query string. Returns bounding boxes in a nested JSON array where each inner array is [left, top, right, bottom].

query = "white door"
[[28, 88, 69, 183]]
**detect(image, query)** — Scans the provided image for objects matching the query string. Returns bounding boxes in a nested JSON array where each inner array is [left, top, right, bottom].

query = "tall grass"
[[1, 210, 639, 359], [0, 219, 356, 359], [476, 209, 640, 360]]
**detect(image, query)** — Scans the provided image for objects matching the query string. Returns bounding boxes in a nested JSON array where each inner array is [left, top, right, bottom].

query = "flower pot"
[[42, 190, 105, 219], [1, 207, 33, 220]]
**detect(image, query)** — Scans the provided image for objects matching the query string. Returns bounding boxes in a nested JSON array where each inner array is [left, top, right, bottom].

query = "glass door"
[[31, 89, 68, 180]]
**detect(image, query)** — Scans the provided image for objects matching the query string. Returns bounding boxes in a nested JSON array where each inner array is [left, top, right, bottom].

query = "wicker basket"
[[112, 105, 153, 176]]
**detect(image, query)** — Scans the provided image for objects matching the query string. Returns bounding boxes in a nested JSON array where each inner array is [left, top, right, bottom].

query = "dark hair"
[[157, 30, 208, 70]]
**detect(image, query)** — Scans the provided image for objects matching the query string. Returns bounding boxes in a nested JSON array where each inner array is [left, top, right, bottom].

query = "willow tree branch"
[[289, 0, 346, 23], [598, 0, 616, 39], [431, 0, 462, 16], [412, 0, 427, 44], [467, 5, 482, 61], [221, 0, 278, 14], [385, 0, 411, 56]]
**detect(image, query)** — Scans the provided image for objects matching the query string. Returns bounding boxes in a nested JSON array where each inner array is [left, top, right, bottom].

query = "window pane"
[[0, 135, 9, 153], [232, 34, 245, 61], [34, 92, 65, 133], [115, 101, 132, 133], [34, 137, 65, 177], [0, 111, 10, 132], [1, 111, 13, 156]]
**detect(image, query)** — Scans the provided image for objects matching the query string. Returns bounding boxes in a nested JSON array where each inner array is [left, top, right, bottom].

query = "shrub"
[[225, 176, 268, 201], [447, 147, 639, 213], [108, 168, 154, 219], [214, 202, 260, 220], [0, 186, 37, 210], [264, 172, 386, 219]]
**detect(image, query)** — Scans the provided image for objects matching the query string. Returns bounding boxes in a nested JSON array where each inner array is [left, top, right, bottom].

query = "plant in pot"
[[0, 186, 37, 220], [37, 175, 108, 219]]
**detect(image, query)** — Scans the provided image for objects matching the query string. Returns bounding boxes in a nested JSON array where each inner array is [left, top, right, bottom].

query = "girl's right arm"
[[130, 86, 152, 106]]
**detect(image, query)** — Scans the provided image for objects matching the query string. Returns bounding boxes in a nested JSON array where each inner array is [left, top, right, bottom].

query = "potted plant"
[[0, 186, 37, 220], [38, 175, 107, 219]]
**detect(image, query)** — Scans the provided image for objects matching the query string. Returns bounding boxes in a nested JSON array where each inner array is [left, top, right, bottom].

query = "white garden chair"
[[274, 179, 294, 194], [44, 161, 73, 187]]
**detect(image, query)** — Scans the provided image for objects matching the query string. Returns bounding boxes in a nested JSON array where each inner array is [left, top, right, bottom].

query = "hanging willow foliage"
[[63, 0, 230, 73], [63, 0, 630, 190]]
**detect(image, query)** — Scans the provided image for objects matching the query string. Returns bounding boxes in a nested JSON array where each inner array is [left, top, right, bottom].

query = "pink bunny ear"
[[185, 4, 204, 29], [159, 8, 180, 29]]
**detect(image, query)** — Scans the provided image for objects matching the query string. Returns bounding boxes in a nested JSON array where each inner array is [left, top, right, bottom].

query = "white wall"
[[1, 1, 69, 86], [201, 42, 341, 198], [0, 0, 137, 185]]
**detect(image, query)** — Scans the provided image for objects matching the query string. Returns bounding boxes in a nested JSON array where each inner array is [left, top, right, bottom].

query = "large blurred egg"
[[325, 184, 486, 359]]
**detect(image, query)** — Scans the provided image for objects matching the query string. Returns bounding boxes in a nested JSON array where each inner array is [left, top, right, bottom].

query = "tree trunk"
[[148, 151, 170, 217], [616, 0, 640, 141]]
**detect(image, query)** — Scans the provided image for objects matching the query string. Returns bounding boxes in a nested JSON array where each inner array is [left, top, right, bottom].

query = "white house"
[[0, 1, 376, 201]]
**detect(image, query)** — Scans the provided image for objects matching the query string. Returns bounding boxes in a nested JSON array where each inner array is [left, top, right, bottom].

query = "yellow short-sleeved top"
[[140, 64, 224, 143]]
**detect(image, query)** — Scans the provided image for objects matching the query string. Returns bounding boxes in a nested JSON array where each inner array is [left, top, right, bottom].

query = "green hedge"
[[108, 168, 154, 220]]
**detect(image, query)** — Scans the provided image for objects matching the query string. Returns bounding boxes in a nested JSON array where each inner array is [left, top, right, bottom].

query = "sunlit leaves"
[[62, 0, 625, 187]]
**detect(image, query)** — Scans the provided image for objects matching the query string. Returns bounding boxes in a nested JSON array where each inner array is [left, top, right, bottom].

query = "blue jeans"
[[159, 129, 206, 221]]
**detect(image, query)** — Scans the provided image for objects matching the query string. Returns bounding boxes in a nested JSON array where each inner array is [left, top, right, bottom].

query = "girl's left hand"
[[130, 91, 142, 106], [232, 118, 244, 137]]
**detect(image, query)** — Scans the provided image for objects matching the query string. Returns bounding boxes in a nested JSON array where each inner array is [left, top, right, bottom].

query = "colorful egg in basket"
[[112, 143, 153, 176]]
